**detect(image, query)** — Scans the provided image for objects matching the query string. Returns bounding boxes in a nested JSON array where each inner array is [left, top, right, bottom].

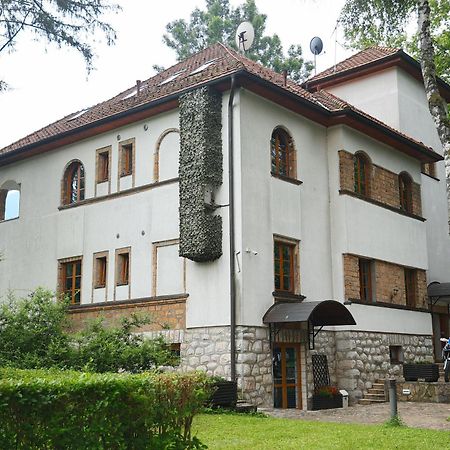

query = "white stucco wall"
[[327, 126, 428, 306], [238, 90, 333, 326], [326, 66, 450, 285], [0, 100, 234, 329]]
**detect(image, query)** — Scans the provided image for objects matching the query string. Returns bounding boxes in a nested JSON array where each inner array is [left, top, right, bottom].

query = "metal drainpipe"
[[228, 75, 236, 382]]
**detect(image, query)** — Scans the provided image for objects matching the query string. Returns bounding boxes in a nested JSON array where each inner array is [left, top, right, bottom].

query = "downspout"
[[228, 75, 237, 382]]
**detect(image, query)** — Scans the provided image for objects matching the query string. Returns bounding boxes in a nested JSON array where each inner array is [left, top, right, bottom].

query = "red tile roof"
[[0, 43, 442, 163], [308, 47, 400, 83]]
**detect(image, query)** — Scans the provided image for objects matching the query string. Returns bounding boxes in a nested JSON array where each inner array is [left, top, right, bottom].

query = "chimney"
[[282, 70, 287, 86], [136, 80, 142, 94]]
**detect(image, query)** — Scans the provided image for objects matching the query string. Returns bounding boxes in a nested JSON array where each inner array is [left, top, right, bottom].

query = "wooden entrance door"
[[272, 343, 302, 409], [440, 314, 450, 347]]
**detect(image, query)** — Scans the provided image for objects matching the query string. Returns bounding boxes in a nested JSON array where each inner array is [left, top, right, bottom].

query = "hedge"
[[0, 368, 211, 449]]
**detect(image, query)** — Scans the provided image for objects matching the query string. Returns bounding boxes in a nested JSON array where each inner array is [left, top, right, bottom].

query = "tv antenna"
[[310, 36, 323, 75], [236, 22, 255, 52]]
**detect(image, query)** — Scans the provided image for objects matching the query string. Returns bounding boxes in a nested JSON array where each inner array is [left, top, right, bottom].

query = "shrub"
[[0, 289, 177, 372], [71, 314, 178, 373], [0, 288, 71, 369], [0, 368, 211, 449]]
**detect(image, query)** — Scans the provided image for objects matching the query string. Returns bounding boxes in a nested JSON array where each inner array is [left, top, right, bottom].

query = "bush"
[[0, 289, 177, 372], [0, 368, 211, 449], [0, 288, 71, 369]]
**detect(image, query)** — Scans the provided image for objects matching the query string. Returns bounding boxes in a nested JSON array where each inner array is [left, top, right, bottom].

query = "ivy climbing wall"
[[179, 87, 223, 262]]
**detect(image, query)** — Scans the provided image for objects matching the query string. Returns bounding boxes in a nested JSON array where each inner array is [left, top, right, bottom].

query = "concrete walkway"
[[260, 402, 450, 431]]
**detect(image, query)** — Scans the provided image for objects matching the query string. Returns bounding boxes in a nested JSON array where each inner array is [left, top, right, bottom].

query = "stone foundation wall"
[[180, 326, 273, 407], [335, 331, 433, 402], [396, 381, 450, 403], [306, 331, 337, 399]]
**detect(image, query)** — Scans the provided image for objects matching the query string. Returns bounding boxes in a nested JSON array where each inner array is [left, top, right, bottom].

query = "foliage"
[[0, 0, 120, 90], [72, 314, 179, 373], [316, 385, 339, 398], [0, 289, 177, 372], [0, 368, 211, 449], [0, 288, 72, 369], [161, 0, 312, 82], [194, 413, 449, 449], [384, 414, 406, 427], [338, 0, 450, 82]]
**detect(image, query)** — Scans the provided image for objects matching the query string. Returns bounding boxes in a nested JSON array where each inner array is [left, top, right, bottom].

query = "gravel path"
[[260, 402, 450, 431]]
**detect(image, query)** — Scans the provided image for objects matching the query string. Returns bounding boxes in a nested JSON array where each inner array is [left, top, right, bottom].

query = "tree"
[[0, 0, 120, 89], [339, 0, 450, 197], [161, 0, 313, 82]]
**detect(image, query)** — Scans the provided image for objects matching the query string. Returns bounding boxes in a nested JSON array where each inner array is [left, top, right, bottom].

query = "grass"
[[193, 413, 450, 450]]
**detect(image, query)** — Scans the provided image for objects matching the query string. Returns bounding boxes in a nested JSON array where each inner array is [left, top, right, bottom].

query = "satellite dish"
[[310, 36, 323, 55], [235, 22, 255, 52]]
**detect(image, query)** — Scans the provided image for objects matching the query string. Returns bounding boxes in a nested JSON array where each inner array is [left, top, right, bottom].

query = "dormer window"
[[62, 161, 85, 205]]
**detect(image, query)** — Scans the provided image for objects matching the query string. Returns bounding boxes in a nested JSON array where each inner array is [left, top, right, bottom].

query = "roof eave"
[[304, 50, 450, 103], [0, 71, 244, 166], [330, 108, 443, 163]]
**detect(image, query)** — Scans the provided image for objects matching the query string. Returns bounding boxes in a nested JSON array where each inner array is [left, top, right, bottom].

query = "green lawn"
[[193, 413, 450, 449]]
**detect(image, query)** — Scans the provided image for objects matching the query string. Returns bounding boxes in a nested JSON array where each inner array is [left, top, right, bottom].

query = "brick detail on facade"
[[338, 150, 422, 216], [68, 297, 186, 332], [343, 254, 427, 309]]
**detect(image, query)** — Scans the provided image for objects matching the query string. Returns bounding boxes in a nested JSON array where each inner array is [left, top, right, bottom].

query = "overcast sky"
[[0, 0, 351, 149]]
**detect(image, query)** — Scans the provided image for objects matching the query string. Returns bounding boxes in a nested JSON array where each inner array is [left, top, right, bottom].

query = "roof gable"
[[304, 46, 450, 103]]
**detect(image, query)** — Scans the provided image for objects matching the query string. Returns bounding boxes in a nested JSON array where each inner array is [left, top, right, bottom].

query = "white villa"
[[1, 44, 449, 409]]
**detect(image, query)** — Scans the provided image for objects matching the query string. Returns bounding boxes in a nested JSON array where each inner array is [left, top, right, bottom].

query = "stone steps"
[[235, 400, 257, 413], [358, 380, 387, 405]]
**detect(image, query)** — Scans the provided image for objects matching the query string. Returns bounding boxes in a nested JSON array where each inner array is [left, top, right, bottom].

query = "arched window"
[[271, 128, 296, 179], [0, 180, 20, 221], [63, 161, 85, 205], [354, 153, 370, 196], [399, 172, 413, 213]]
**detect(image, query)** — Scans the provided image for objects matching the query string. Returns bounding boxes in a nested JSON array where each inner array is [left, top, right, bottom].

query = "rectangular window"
[[97, 148, 110, 183], [389, 345, 403, 364], [359, 258, 373, 302], [404, 268, 417, 307], [60, 258, 82, 304], [274, 239, 297, 293], [116, 249, 130, 286], [120, 141, 134, 177], [421, 162, 436, 178], [94, 254, 107, 289]]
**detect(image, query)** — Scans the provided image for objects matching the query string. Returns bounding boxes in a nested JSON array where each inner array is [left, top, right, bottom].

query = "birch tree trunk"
[[417, 0, 450, 221]]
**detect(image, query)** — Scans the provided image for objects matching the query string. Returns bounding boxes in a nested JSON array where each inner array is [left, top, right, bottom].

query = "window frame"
[[59, 256, 82, 305], [354, 152, 370, 196], [93, 252, 108, 289], [270, 128, 297, 180], [273, 236, 299, 295], [62, 160, 85, 205], [404, 268, 417, 308], [359, 258, 374, 303], [119, 138, 135, 178], [0, 182, 21, 222], [398, 172, 413, 213], [115, 247, 131, 287], [96, 146, 111, 184]]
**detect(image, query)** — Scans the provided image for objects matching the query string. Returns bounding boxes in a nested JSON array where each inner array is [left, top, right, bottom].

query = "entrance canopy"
[[428, 282, 450, 305], [263, 300, 356, 350], [263, 300, 356, 327]]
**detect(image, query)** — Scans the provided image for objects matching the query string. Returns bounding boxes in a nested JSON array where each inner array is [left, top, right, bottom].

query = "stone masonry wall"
[[306, 331, 337, 400], [343, 254, 428, 308], [180, 326, 273, 407], [335, 331, 433, 403], [338, 150, 422, 216]]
